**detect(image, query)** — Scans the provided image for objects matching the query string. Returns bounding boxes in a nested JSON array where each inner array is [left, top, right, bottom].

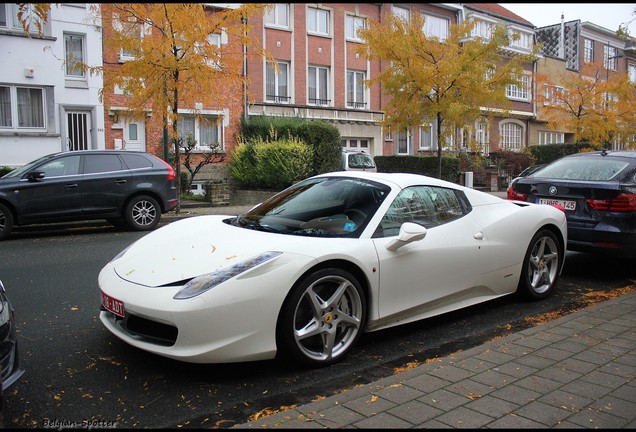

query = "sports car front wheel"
[[517, 229, 562, 301], [277, 268, 366, 367]]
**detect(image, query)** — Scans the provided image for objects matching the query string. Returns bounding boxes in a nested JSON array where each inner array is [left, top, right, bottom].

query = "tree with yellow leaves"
[[537, 60, 636, 149], [98, 3, 269, 211], [357, 11, 537, 178]]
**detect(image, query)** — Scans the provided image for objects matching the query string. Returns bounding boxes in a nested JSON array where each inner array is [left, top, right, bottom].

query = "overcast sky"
[[499, 3, 636, 34]]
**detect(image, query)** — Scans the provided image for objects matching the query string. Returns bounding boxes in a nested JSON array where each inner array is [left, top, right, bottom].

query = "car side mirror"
[[385, 222, 427, 251], [26, 171, 46, 181]]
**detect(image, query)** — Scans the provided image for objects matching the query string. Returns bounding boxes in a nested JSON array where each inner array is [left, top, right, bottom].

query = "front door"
[[123, 121, 146, 152], [66, 111, 91, 151]]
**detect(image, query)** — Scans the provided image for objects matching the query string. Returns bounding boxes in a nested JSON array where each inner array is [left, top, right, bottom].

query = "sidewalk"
[[232, 291, 636, 429]]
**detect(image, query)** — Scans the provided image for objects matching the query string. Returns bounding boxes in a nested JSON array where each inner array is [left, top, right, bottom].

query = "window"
[[538, 131, 564, 145], [508, 28, 533, 51], [342, 138, 369, 149], [264, 4, 289, 28], [423, 14, 449, 40], [471, 18, 494, 40], [395, 129, 411, 155], [113, 14, 145, 61], [84, 154, 124, 174], [543, 84, 568, 106], [195, 33, 222, 68], [500, 122, 523, 151], [64, 33, 85, 78], [39, 155, 81, 177], [602, 92, 619, 111], [419, 124, 433, 150], [0, 85, 48, 130], [266, 61, 290, 103], [346, 71, 366, 109], [476, 121, 489, 154], [392, 5, 410, 22], [345, 15, 365, 42], [629, 64, 636, 84], [507, 74, 530, 101], [375, 186, 466, 237], [307, 7, 329, 36], [584, 38, 594, 63], [308, 66, 330, 106], [0, 3, 44, 32], [604, 45, 620, 71], [178, 114, 222, 150]]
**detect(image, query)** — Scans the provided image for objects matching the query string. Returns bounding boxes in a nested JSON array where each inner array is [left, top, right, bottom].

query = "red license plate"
[[101, 290, 125, 318]]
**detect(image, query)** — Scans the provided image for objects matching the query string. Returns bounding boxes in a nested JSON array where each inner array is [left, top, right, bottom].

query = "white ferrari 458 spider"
[[99, 171, 567, 367]]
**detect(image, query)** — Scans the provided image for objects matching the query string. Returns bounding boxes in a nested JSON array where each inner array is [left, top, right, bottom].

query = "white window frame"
[[266, 60, 290, 103], [470, 18, 494, 40], [604, 45, 619, 71], [475, 121, 489, 154], [308, 65, 330, 106], [500, 121, 523, 151], [64, 33, 86, 78], [507, 27, 533, 51], [543, 84, 568, 106], [345, 14, 365, 42], [0, 3, 44, 33], [419, 123, 433, 150], [396, 129, 412, 155], [0, 85, 46, 130], [113, 14, 147, 62], [342, 138, 369, 149], [346, 70, 366, 109], [507, 74, 531, 101], [584, 38, 594, 63], [538, 131, 564, 145], [264, 3, 290, 29], [177, 113, 224, 151], [423, 14, 449, 40], [307, 6, 329, 36], [629, 64, 636, 84], [392, 5, 410, 22]]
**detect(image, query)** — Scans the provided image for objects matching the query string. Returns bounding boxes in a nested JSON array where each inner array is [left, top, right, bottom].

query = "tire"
[[0, 203, 14, 241], [517, 229, 562, 301], [277, 268, 366, 367], [124, 195, 160, 231]]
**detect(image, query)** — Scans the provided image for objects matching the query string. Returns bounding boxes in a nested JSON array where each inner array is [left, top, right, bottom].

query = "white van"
[[341, 149, 376, 172]]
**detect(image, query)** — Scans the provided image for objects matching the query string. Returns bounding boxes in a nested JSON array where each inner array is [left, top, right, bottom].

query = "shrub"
[[229, 136, 314, 190], [375, 155, 460, 183], [0, 167, 14, 177]]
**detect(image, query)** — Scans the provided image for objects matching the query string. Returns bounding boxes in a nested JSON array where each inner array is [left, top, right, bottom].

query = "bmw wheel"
[[518, 229, 562, 300], [0, 203, 13, 241], [124, 195, 160, 231], [278, 268, 366, 367]]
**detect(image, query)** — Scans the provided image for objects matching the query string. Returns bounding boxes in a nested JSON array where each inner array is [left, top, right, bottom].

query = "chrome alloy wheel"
[[292, 274, 364, 363], [526, 234, 560, 295], [131, 199, 157, 227]]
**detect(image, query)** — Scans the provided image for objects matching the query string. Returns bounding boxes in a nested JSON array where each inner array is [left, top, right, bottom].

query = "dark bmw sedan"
[[0, 150, 178, 241], [507, 150, 636, 259], [0, 279, 24, 427]]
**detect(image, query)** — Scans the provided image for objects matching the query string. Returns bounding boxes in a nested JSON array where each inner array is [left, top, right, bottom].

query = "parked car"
[[341, 149, 376, 172], [507, 150, 636, 258], [99, 171, 567, 367], [0, 279, 25, 428], [0, 150, 178, 240]]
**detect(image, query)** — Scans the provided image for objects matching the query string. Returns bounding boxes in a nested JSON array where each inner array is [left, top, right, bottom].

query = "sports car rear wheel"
[[278, 268, 366, 367], [518, 229, 562, 300]]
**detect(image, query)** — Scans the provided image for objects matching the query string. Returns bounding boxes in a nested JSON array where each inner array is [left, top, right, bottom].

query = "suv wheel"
[[0, 203, 14, 241], [125, 195, 160, 231]]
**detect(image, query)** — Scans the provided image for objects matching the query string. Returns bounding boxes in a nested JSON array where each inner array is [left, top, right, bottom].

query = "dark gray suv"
[[0, 150, 178, 240]]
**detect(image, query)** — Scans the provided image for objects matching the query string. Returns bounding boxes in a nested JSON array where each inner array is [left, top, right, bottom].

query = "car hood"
[[112, 215, 312, 287]]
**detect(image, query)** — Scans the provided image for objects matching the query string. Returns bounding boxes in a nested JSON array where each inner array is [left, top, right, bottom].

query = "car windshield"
[[229, 177, 391, 237], [534, 158, 630, 181], [348, 154, 375, 169], [1, 154, 57, 178]]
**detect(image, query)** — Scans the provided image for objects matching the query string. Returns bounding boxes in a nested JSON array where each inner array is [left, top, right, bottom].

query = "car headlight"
[[173, 251, 283, 299]]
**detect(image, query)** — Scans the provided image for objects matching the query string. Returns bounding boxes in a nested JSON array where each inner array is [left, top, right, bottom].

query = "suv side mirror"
[[26, 171, 46, 181]]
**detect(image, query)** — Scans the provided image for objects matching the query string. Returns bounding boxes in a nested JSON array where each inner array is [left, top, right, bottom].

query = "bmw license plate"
[[101, 290, 125, 318], [537, 197, 576, 211]]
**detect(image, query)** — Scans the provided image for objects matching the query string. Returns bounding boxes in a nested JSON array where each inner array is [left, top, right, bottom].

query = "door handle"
[[64, 184, 78, 189], [115, 179, 127, 184], [473, 232, 484, 240]]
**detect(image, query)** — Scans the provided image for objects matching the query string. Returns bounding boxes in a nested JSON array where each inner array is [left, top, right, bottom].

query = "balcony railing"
[[347, 101, 367, 109], [266, 95, 291, 103], [308, 98, 331, 106]]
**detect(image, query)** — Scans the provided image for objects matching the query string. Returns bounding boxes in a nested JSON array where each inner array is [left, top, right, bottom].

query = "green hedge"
[[228, 138, 314, 190], [240, 116, 341, 175], [528, 142, 600, 165], [375, 155, 461, 183], [0, 166, 13, 177]]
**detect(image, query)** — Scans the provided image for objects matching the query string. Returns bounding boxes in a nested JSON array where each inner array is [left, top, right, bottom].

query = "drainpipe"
[[242, 15, 248, 121]]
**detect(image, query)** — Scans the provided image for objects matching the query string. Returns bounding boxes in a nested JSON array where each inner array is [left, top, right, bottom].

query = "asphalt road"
[[1, 224, 634, 428]]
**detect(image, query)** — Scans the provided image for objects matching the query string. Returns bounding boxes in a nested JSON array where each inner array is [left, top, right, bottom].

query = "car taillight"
[[506, 186, 527, 201], [156, 157, 175, 181], [587, 193, 636, 212]]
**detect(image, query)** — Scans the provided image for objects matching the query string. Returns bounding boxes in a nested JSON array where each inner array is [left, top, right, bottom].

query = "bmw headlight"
[[173, 251, 283, 299]]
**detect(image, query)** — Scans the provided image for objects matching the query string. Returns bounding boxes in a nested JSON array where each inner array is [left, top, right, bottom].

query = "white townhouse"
[[0, 3, 104, 168]]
